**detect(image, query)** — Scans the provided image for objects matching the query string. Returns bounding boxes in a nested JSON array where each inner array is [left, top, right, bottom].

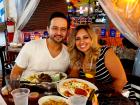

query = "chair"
[[0, 29, 18, 86], [0, 46, 6, 86], [5, 51, 18, 74], [0, 46, 19, 86], [0, 23, 7, 86]]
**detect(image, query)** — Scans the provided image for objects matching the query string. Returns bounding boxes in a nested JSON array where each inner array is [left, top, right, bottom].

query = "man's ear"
[[47, 26, 49, 31]]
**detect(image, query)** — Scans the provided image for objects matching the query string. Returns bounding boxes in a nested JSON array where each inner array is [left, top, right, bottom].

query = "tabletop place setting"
[[0, 71, 101, 105], [0, 71, 135, 105]]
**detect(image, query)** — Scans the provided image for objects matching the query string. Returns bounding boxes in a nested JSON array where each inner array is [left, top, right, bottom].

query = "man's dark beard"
[[50, 36, 63, 44]]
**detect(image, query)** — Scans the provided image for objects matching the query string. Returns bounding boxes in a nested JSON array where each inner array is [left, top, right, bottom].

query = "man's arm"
[[10, 64, 25, 80]]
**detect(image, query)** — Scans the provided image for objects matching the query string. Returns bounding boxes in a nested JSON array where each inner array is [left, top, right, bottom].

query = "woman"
[[68, 25, 135, 101]]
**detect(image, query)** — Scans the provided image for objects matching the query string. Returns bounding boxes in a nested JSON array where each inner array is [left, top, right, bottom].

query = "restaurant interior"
[[0, 0, 140, 105]]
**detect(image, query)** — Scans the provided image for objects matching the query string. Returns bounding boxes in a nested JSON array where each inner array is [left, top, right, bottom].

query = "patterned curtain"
[[12, 0, 40, 43], [4, 0, 40, 43], [98, 0, 140, 47], [0, 0, 5, 22]]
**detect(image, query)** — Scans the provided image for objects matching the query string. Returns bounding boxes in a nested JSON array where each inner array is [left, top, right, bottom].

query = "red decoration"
[[6, 19, 15, 42]]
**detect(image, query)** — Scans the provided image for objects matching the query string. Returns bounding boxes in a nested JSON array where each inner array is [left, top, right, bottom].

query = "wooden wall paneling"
[[23, 0, 67, 31]]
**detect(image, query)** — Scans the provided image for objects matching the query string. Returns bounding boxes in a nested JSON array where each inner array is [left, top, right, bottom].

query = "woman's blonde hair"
[[68, 24, 101, 67]]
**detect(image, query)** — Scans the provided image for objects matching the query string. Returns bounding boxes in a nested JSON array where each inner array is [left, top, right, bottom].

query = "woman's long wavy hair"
[[68, 24, 101, 67]]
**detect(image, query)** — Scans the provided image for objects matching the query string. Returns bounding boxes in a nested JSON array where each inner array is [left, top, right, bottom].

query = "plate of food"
[[38, 95, 70, 105], [20, 71, 67, 84], [57, 78, 98, 98]]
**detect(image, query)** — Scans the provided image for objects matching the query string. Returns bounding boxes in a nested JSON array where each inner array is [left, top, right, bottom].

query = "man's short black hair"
[[48, 12, 70, 29]]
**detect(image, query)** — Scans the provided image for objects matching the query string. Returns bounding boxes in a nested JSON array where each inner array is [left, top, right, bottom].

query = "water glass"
[[42, 82, 57, 95], [69, 95, 88, 105], [5, 75, 20, 90], [11, 88, 30, 105], [5, 75, 12, 92]]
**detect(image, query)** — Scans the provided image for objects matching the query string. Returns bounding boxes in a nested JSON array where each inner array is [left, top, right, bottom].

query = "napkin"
[[0, 94, 7, 105]]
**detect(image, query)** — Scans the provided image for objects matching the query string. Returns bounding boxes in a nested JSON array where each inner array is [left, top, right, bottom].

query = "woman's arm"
[[105, 48, 127, 93]]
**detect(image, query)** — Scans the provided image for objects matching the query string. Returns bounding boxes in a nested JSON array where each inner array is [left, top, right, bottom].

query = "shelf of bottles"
[[66, 0, 107, 27], [66, 0, 124, 47]]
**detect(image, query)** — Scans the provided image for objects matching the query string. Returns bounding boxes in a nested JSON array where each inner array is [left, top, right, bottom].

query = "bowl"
[[38, 95, 70, 105]]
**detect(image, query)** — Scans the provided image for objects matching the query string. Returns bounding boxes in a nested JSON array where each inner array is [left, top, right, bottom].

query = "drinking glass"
[[69, 95, 88, 105], [5, 75, 12, 93], [4, 75, 21, 103], [11, 76, 21, 90], [5, 75, 20, 92], [5, 75, 20, 91], [83, 62, 96, 82], [11, 88, 30, 105], [41, 82, 57, 95]]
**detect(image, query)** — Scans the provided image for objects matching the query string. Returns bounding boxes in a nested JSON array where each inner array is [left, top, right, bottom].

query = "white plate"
[[57, 78, 98, 98], [38, 95, 70, 105], [20, 71, 67, 84]]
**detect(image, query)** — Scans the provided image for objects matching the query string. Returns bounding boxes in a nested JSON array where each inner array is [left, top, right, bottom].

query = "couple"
[[10, 12, 135, 103]]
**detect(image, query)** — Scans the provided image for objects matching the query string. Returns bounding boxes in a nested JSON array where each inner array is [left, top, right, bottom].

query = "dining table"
[[0, 78, 135, 105]]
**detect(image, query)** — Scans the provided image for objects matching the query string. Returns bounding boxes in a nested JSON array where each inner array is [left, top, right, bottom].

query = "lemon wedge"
[[85, 73, 94, 78]]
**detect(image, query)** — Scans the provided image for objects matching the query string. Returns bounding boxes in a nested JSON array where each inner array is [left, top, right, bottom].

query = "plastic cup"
[[5, 75, 20, 90], [5, 75, 12, 92], [69, 95, 88, 105], [11, 88, 30, 105]]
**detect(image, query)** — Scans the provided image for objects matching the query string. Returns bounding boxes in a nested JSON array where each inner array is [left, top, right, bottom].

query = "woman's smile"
[[75, 29, 92, 53]]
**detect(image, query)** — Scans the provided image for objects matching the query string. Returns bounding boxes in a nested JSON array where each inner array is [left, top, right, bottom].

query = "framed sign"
[[92, 0, 107, 24]]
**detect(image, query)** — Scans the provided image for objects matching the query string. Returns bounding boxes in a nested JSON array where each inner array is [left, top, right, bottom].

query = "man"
[[10, 12, 70, 79]]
